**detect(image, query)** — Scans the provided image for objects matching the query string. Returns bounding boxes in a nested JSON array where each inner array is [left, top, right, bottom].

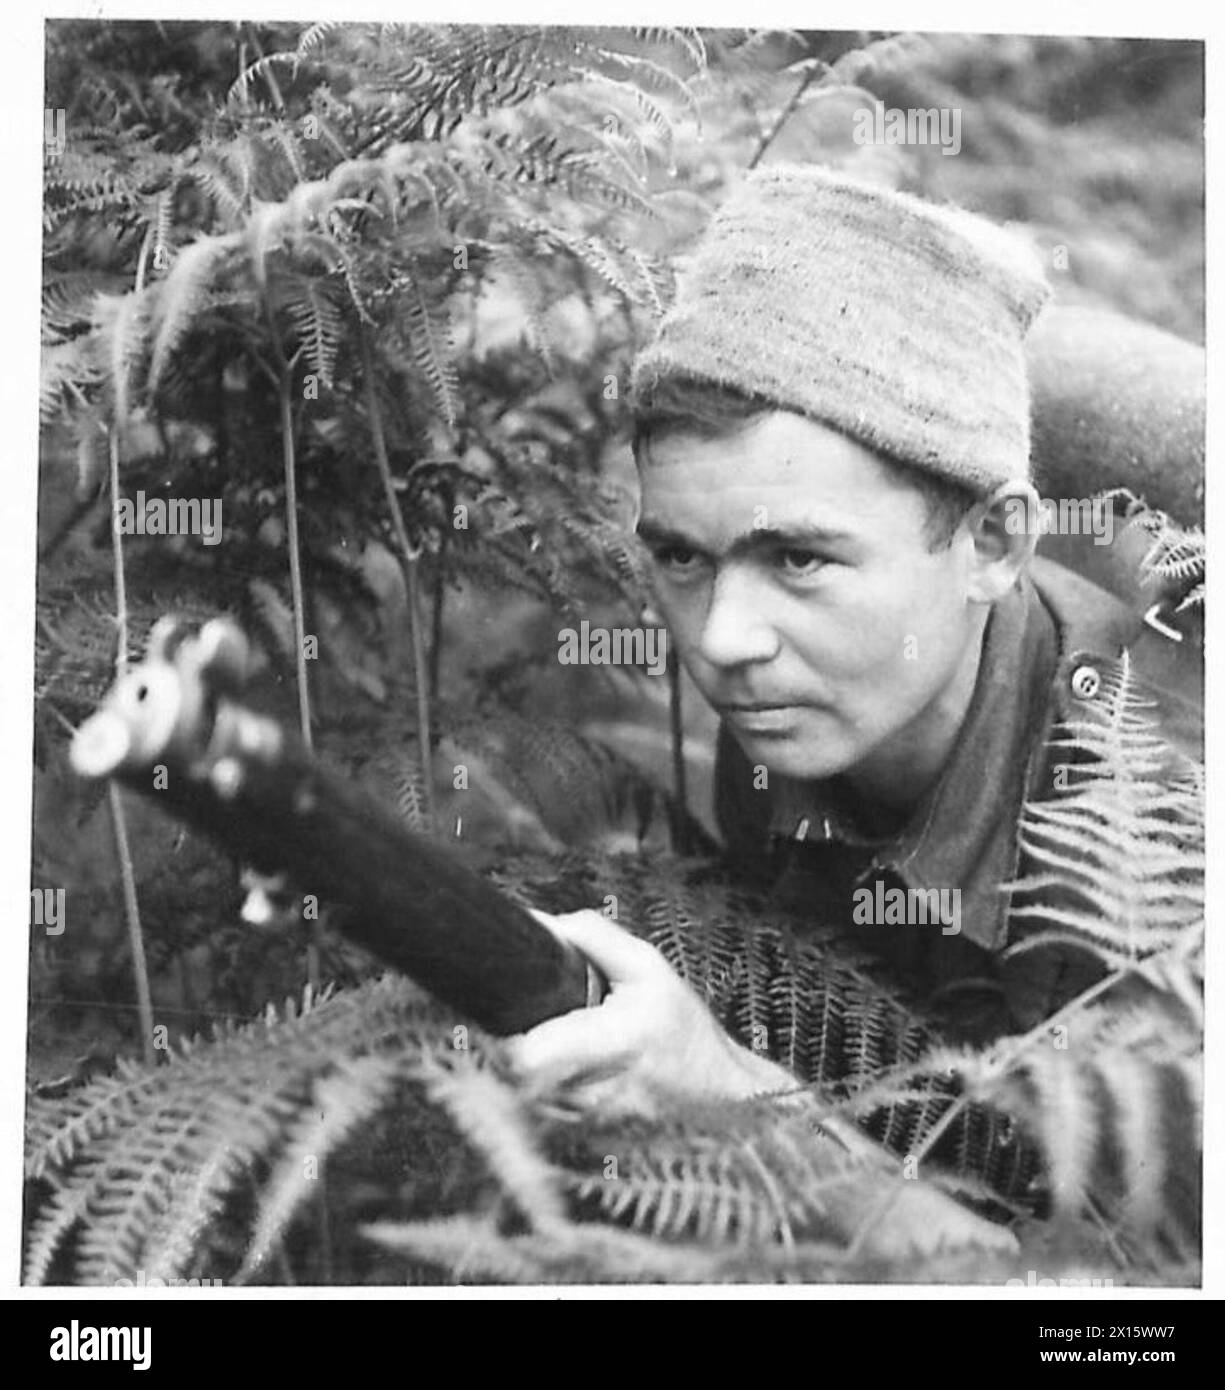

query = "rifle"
[[68, 615, 1021, 1261], [69, 616, 603, 1035]]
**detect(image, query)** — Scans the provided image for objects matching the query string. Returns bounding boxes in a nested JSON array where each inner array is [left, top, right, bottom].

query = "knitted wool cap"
[[631, 164, 1052, 493]]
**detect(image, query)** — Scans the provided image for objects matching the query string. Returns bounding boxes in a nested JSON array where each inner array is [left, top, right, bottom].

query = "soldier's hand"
[[505, 909, 793, 1120], [508, 911, 1020, 1261]]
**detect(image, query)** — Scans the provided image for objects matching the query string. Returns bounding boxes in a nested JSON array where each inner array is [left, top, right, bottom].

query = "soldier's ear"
[[964, 480, 1039, 603]]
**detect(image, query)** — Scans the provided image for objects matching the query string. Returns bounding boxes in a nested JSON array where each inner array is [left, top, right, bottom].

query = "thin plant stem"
[[748, 67, 818, 170], [260, 293, 318, 990], [107, 423, 155, 1065], [429, 535, 447, 704], [275, 365, 313, 752], [361, 325, 435, 831]]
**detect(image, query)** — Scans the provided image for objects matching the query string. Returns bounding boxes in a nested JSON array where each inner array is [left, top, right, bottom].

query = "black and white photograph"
[[11, 4, 1214, 1312]]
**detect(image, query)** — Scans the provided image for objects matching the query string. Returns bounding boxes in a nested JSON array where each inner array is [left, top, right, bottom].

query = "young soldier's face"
[[637, 411, 988, 789]]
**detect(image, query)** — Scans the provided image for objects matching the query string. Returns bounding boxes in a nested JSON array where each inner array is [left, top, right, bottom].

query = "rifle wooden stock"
[[70, 618, 598, 1035]]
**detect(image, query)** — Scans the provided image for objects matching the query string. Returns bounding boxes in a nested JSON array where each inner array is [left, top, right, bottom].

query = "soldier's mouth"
[[717, 703, 807, 734]]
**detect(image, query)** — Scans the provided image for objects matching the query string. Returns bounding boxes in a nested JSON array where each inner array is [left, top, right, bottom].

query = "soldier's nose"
[[697, 568, 779, 668]]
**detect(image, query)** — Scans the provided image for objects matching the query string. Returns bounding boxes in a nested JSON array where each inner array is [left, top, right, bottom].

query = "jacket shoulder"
[[1029, 557, 1202, 766]]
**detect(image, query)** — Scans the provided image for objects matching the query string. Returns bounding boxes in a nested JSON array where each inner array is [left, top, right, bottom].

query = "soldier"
[[509, 164, 1202, 1119]]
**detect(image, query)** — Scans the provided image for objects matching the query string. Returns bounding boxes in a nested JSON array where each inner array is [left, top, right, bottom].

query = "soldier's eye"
[[778, 548, 826, 578], [652, 545, 701, 572]]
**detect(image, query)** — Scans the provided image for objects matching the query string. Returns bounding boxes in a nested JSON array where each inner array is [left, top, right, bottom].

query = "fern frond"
[[477, 131, 655, 219], [366, 1076, 1010, 1284], [26, 1053, 163, 1180], [306, 86, 354, 161], [24, 977, 458, 1284], [557, 513, 656, 598], [42, 269, 125, 342], [40, 339, 103, 425], [296, 22, 347, 63], [582, 73, 677, 160], [147, 233, 240, 395], [625, 245, 672, 317], [401, 277, 460, 426], [487, 244, 557, 371], [1112, 493, 1206, 609], [362, 1210, 734, 1284], [635, 880, 743, 1006], [247, 578, 297, 662], [1012, 1040, 1097, 1216], [192, 156, 246, 227], [390, 753, 431, 832], [582, 42, 701, 124], [264, 120, 309, 184], [418, 1051, 565, 1227], [44, 154, 142, 229], [237, 1053, 403, 1280], [1006, 653, 1203, 971], [559, 1097, 877, 1248], [280, 277, 344, 388], [988, 1002, 1200, 1245], [1138, 524, 1204, 585], [218, 138, 259, 212], [89, 289, 152, 428], [23, 1157, 108, 1286], [632, 26, 707, 69], [617, 876, 1038, 1200], [71, 1094, 220, 1285], [139, 1147, 247, 1284], [228, 53, 295, 111], [529, 222, 640, 306]]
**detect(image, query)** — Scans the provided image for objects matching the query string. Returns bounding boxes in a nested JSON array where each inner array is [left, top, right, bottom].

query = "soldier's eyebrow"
[[636, 518, 855, 558], [635, 519, 702, 551]]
